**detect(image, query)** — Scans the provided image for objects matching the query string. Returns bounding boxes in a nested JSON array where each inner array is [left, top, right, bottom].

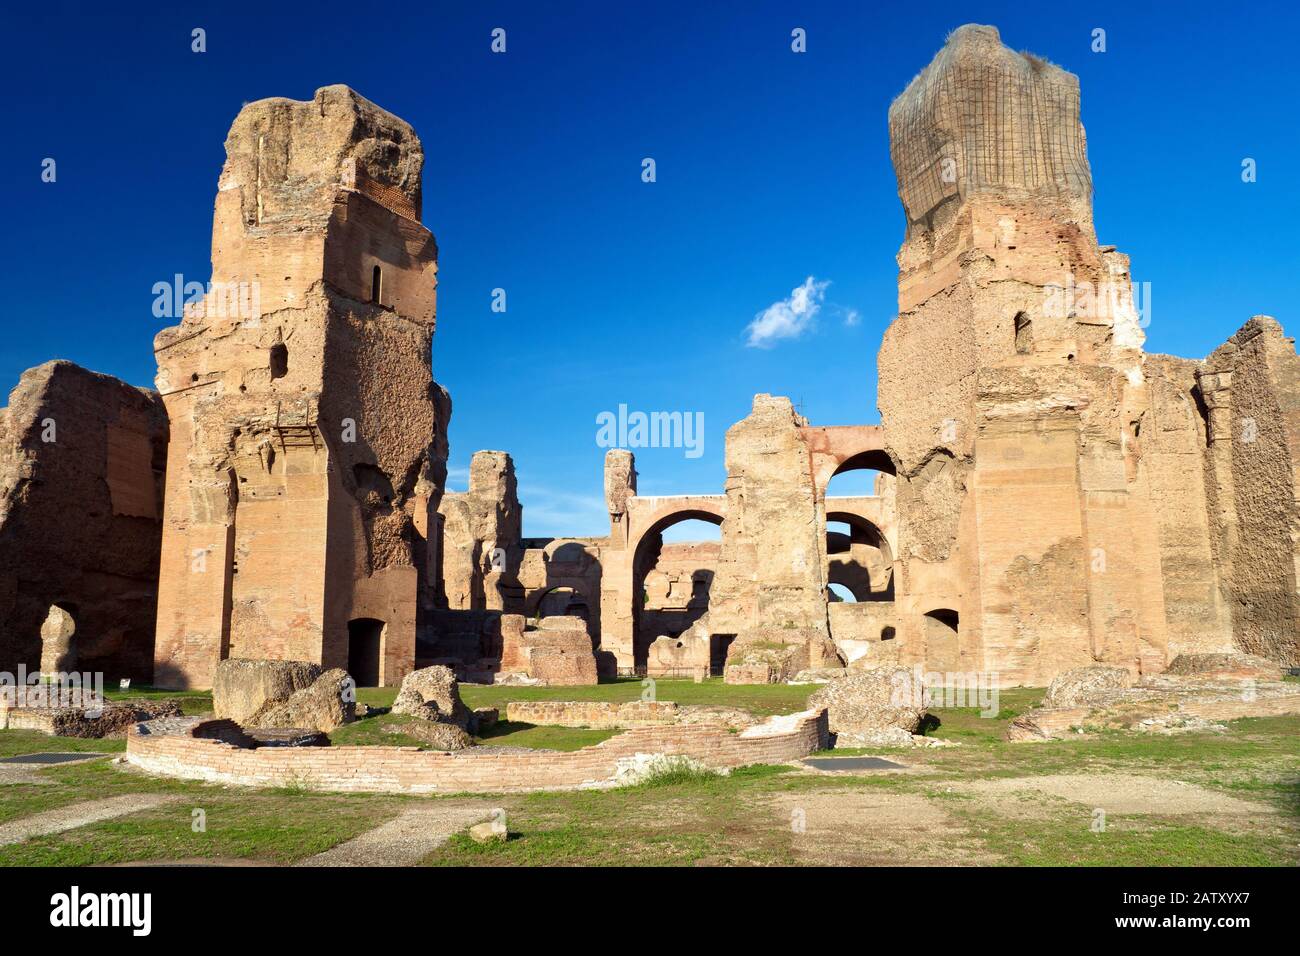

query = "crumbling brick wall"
[[152, 86, 448, 688], [0, 361, 167, 681]]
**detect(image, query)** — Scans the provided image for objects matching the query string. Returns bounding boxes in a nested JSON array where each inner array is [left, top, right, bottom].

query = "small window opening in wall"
[[371, 265, 382, 305], [881, 626, 896, 641], [1014, 311, 1033, 354], [269, 343, 288, 379]]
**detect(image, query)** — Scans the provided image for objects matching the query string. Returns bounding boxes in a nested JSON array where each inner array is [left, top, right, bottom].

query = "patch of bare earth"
[[955, 773, 1279, 832], [767, 789, 996, 865]]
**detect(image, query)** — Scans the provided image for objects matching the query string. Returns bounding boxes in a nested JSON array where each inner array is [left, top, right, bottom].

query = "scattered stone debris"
[[213, 659, 323, 724], [1008, 654, 1300, 741], [391, 665, 473, 730], [212, 659, 354, 733], [0, 688, 182, 739], [382, 720, 473, 751], [1043, 665, 1134, 708], [808, 666, 927, 748], [468, 818, 508, 844]]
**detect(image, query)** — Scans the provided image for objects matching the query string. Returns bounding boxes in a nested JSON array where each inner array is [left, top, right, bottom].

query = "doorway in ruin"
[[922, 609, 960, 673], [632, 513, 723, 667], [709, 634, 735, 676], [347, 618, 384, 687]]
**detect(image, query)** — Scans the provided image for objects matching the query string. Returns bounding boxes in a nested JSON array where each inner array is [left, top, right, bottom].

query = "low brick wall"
[[126, 709, 828, 794], [505, 700, 679, 728]]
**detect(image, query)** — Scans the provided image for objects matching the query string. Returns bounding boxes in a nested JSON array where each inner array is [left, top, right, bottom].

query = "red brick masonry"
[[126, 709, 829, 794]]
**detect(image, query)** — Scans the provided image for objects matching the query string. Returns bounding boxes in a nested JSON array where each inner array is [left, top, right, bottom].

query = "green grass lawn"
[[1, 679, 1295, 866], [328, 712, 619, 751], [359, 675, 817, 717]]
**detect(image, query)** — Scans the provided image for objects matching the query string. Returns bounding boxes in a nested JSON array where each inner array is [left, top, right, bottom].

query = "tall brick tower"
[[152, 86, 450, 688], [878, 26, 1232, 683]]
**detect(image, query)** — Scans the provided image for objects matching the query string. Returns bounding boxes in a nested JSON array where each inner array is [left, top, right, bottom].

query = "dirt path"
[[0, 794, 180, 846], [955, 773, 1276, 822], [767, 789, 997, 865], [297, 803, 495, 866]]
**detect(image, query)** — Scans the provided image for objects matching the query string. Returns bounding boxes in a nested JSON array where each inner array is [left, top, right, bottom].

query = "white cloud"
[[841, 307, 861, 327], [745, 276, 830, 348]]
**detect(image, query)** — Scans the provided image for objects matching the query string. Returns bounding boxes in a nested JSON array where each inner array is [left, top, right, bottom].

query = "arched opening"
[[269, 342, 288, 380], [534, 585, 589, 624], [827, 582, 857, 603], [825, 511, 893, 601], [632, 510, 723, 667], [371, 265, 382, 305], [880, 626, 896, 642], [922, 608, 960, 673], [1014, 311, 1032, 354], [347, 618, 384, 687]]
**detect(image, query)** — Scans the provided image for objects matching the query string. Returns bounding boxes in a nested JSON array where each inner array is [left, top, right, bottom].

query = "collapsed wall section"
[[0, 361, 167, 681]]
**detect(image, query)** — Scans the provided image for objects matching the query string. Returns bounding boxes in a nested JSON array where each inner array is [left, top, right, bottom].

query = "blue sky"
[[3, 1, 1297, 538]]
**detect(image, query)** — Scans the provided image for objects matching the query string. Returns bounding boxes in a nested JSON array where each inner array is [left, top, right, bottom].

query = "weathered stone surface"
[[390, 665, 472, 730], [1163, 652, 1285, 682], [384, 719, 473, 751], [38, 605, 77, 675], [437, 451, 522, 613], [695, 397, 834, 680], [808, 666, 927, 747], [1008, 676, 1300, 741], [1198, 317, 1300, 667], [249, 668, 356, 733], [468, 819, 507, 843], [0, 361, 167, 682], [212, 659, 322, 724], [1043, 665, 1134, 708]]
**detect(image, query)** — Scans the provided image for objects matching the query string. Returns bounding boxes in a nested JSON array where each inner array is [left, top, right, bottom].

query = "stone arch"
[[826, 509, 894, 601], [527, 584, 591, 624], [630, 507, 724, 667]]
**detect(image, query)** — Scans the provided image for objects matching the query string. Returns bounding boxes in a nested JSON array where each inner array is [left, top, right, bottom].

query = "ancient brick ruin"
[[150, 86, 448, 689], [0, 362, 167, 682], [0, 28, 1296, 692]]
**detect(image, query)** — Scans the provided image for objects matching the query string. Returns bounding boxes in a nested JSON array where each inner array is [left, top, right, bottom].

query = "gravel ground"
[[297, 803, 495, 866], [0, 794, 181, 846]]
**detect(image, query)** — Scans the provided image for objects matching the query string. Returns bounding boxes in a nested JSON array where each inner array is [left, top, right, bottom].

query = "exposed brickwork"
[[126, 709, 827, 793], [505, 700, 679, 728]]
